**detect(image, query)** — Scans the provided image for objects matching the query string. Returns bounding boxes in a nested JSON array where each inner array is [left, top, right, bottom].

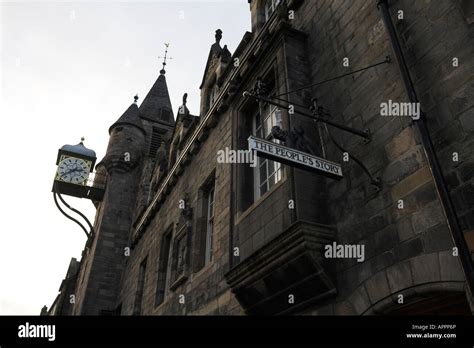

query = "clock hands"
[[62, 167, 78, 176], [70, 167, 83, 174], [61, 166, 87, 180]]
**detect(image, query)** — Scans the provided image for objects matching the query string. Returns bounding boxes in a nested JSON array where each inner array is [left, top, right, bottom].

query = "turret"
[[72, 99, 147, 315], [103, 101, 146, 173]]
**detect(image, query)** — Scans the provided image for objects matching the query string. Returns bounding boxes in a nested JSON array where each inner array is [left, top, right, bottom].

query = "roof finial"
[[215, 29, 222, 44], [182, 93, 188, 106], [80, 136, 85, 143], [134, 94, 139, 104], [158, 43, 172, 75]]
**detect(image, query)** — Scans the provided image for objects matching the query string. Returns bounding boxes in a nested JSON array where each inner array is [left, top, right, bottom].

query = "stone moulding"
[[225, 220, 337, 315]]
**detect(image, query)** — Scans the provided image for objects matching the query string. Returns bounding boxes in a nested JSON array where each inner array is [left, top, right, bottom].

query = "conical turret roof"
[[109, 103, 145, 135], [139, 71, 174, 123]]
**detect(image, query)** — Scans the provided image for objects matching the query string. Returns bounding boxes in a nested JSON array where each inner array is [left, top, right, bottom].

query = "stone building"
[[46, 0, 474, 315]]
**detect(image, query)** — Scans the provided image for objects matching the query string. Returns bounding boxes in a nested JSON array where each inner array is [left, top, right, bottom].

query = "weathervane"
[[158, 43, 172, 74]]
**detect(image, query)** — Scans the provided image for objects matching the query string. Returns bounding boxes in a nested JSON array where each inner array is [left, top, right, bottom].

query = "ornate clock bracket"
[[53, 182, 93, 238], [52, 138, 105, 238]]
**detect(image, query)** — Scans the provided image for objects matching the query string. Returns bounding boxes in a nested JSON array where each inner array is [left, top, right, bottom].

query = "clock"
[[53, 138, 105, 200], [56, 155, 92, 185]]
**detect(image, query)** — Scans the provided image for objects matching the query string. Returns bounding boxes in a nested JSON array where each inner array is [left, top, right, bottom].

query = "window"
[[133, 257, 147, 315], [175, 228, 187, 278], [253, 101, 282, 199], [203, 85, 219, 116], [204, 186, 215, 265], [193, 171, 216, 272], [235, 69, 284, 212], [209, 85, 219, 108], [155, 230, 172, 306], [264, 0, 281, 21], [204, 94, 211, 115]]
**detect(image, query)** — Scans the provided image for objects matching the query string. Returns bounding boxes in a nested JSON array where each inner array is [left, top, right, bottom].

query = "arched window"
[[264, 0, 281, 22]]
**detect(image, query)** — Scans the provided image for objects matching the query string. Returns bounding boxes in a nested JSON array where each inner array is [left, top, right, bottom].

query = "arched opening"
[[384, 291, 471, 315]]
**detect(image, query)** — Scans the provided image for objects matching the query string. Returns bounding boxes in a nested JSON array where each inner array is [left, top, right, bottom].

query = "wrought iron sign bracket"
[[310, 100, 382, 192], [243, 88, 382, 191], [243, 91, 372, 140]]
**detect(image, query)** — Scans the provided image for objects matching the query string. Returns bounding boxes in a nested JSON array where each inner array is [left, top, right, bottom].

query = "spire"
[[139, 53, 174, 123], [109, 100, 145, 135]]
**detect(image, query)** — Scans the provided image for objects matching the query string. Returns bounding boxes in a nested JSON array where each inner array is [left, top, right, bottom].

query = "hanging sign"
[[248, 136, 343, 180]]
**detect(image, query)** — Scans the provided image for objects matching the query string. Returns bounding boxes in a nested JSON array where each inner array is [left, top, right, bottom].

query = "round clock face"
[[57, 157, 89, 184]]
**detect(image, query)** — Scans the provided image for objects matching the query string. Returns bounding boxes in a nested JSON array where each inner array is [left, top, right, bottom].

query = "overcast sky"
[[0, 0, 250, 315]]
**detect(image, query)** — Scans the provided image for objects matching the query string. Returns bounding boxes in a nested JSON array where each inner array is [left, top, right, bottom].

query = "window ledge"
[[169, 274, 188, 291], [191, 262, 215, 282], [235, 176, 287, 225]]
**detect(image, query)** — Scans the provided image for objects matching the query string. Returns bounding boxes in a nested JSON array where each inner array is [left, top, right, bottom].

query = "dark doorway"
[[386, 291, 471, 315]]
